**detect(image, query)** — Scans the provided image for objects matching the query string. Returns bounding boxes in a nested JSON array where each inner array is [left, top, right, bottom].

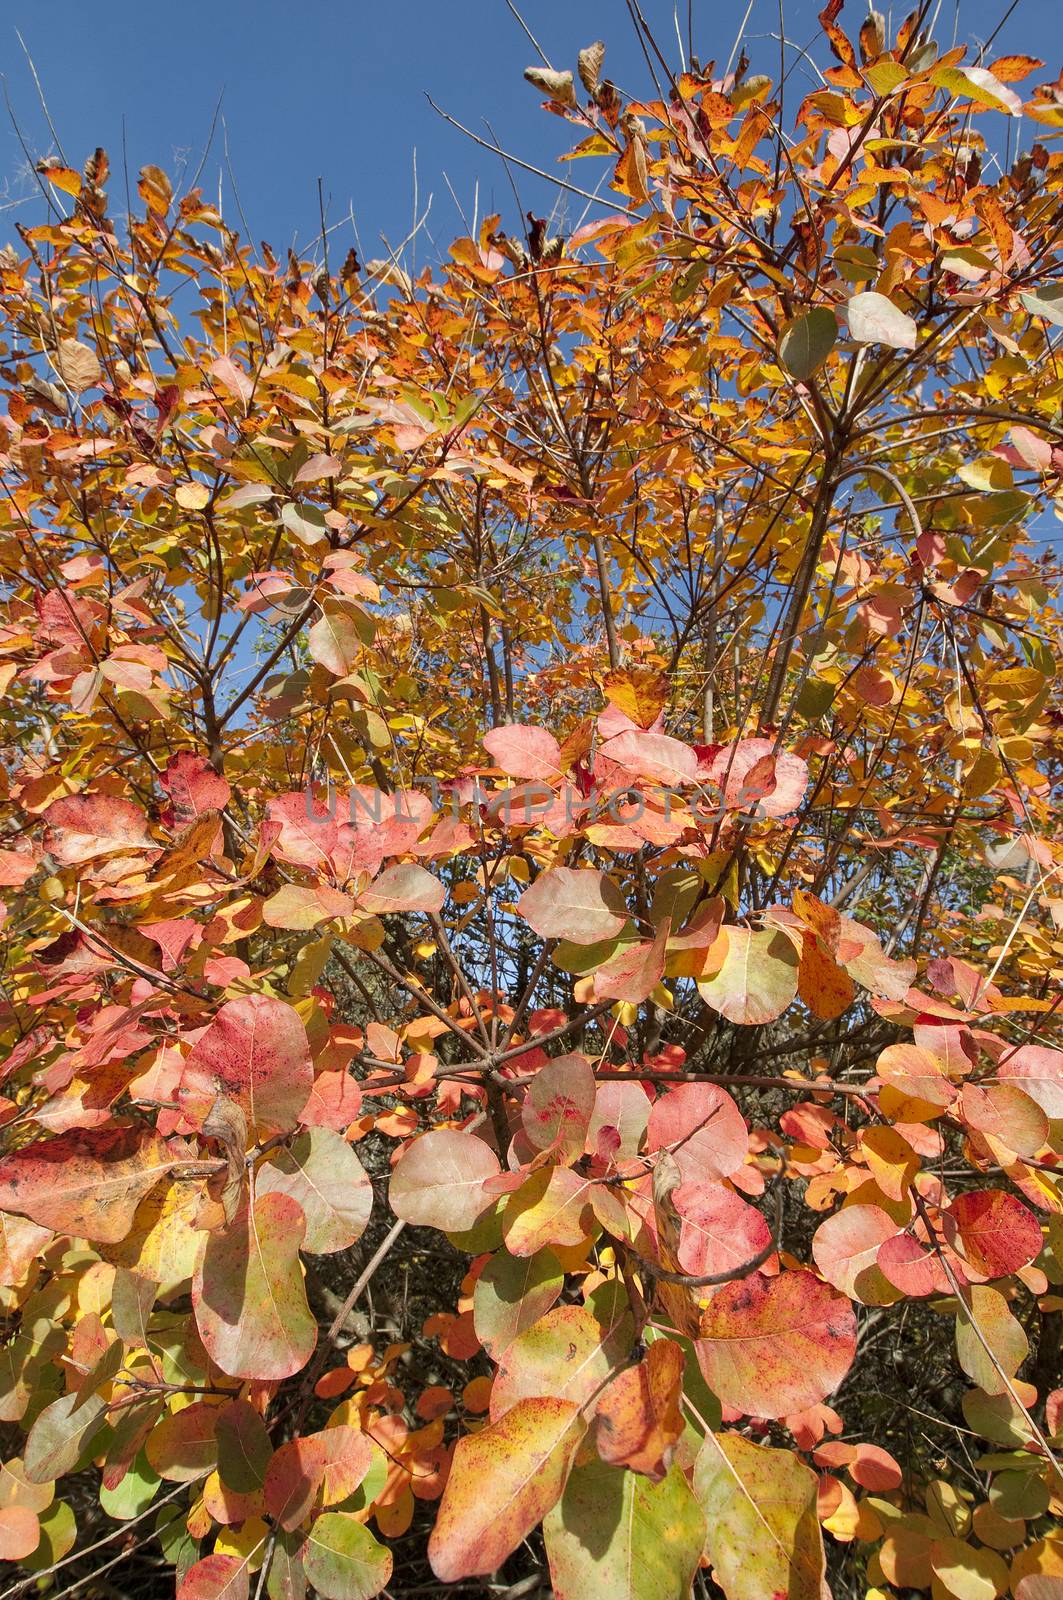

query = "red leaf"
[[695, 1270, 856, 1418], [947, 1189, 1042, 1279], [177, 1555, 249, 1600], [42, 793, 153, 865], [647, 1082, 748, 1184], [177, 995, 313, 1139], [159, 753, 230, 831]]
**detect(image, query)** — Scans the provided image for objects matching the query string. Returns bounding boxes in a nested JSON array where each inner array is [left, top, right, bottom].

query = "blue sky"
[[1, 0, 1046, 263]]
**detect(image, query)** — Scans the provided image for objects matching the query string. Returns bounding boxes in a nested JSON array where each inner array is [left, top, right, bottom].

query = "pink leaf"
[[600, 729, 698, 785], [517, 868, 627, 945], [593, 918, 669, 1004], [647, 1083, 748, 1184], [703, 738, 809, 817], [522, 1055, 597, 1160], [484, 724, 563, 782], [358, 863, 444, 915], [177, 995, 313, 1140], [812, 1204, 903, 1304], [389, 1130, 501, 1232], [673, 1181, 773, 1279]]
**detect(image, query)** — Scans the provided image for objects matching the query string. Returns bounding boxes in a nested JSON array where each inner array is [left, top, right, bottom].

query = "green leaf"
[[99, 1452, 161, 1521], [24, 1389, 107, 1483], [694, 1432, 826, 1600], [303, 1512, 393, 1600], [473, 1247, 565, 1358], [215, 1399, 272, 1492], [1020, 286, 1063, 328], [778, 308, 838, 381], [865, 60, 909, 93], [18, 1499, 76, 1571], [281, 502, 328, 544], [544, 1459, 706, 1599], [266, 1529, 306, 1600]]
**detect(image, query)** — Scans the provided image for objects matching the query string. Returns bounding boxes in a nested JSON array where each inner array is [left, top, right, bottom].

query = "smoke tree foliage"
[[0, 5, 1062, 1598]]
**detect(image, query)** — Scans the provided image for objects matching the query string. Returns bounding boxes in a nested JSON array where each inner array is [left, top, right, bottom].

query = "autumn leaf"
[[357, 863, 444, 914], [389, 1129, 501, 1232], [308, 604, 374, 675], [193, 1192, 317, 1380], [428, 1397, 587, 1582], [502, 1165, 596, 1257], [947, 1189, 1042, 1279], [177, 994, 313, 1139], [0, 1128, 174, 1245], [145, 1401, 221, 1482], [694, 1431, 826, 1600], [646, 1082, 748, 1184], [42, 794, 153, 865], [812, 1204, 903, 1305], [697, 927, 799, 1025], [695, 1270, 857, 1418], [846, 290, 918, 348], [491, 1296, 631, 1418], [593, 918, 669, 1004], [517, 868, 628, 944], [594, 1337, 684, 1480], [673, 1181, 774, 1279], [159, 753, 230, 830], [261, 883, 355, 930], [703, 738, 809, 816], [256, 1128, 372, 1254], [484, 723, 563, 781], [264, 1429, 373, 1531], [522, 1053, 597, 1160]]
